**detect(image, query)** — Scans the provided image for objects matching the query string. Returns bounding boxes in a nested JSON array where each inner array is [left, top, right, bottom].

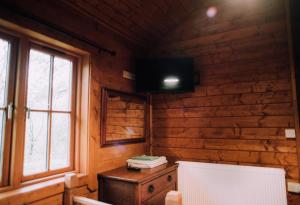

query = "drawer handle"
[[167, 175, 172, 182], [148, 184, 155, 193]]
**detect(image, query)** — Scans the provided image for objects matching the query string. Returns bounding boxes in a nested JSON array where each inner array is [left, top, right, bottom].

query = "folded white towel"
[[127, 156, 167, 165], [128, 159, 168, 169]]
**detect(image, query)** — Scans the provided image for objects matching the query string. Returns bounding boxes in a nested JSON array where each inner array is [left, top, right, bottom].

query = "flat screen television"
[[135, 58, 195, 93]]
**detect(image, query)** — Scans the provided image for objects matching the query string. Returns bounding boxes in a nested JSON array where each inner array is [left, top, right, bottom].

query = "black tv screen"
[[135, 58, 195, 93]]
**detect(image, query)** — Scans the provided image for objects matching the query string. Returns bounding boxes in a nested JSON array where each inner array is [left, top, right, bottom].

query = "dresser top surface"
[[98, 162, 178, 183]]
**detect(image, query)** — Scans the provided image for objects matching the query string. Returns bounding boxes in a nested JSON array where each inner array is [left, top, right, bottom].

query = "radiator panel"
[[178, 161, 287, 205]]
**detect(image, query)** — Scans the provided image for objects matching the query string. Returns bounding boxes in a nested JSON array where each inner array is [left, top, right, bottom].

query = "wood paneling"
[[29, 194, 63, 205], [0, 0, 148, 203], [100, 88, 148, 146], [0, 0, 204, 47], [0, 178, 65, 204], [0, 0, 299, 203], [150, 0, 299, 188], [106, 99, 145, 137], [60, 0, 202, 46], [288, 193, 300, 205], [90, 50, 149, 174]]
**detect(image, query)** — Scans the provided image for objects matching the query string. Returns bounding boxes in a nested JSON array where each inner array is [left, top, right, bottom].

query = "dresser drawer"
[[98, 163, 178, 205], [141, 170, 177, 202], [142, 185, 175, 205]]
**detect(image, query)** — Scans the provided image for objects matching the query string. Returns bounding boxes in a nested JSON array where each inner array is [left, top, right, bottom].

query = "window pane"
[[27, 49, 51, 110], [0, 110, 5, 180], [52, 57, 72, 111], [23, 112, 48, 176], [0, 39, 10, 107], [50, 113, 70, 170]]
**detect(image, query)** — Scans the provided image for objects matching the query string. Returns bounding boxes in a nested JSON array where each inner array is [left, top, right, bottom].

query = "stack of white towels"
[[127, 155, 168, 169]]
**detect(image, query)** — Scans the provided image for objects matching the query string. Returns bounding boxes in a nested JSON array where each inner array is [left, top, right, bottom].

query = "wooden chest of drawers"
[[97, 162, 178, 205]]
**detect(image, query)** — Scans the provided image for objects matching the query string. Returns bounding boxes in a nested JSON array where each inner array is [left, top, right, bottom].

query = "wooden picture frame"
[[100, 88, 149, 147]]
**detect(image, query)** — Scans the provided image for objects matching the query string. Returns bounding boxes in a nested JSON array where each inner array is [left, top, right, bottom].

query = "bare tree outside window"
[[23, 48, 74, 176]]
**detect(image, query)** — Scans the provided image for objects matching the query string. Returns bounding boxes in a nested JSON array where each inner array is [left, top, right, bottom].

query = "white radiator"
[[177, 161, 287, 205]]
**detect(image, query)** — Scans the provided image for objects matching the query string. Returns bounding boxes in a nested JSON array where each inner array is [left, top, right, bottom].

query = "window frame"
[[0, 21, 90, 192], [19, 42, 78, 182], [0, 31, 18, 187]]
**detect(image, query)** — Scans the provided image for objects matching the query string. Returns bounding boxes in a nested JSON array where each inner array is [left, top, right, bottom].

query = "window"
[[0, 32, 16, 187], [22, 45, 76, 180], [0, 23, 88, 189]]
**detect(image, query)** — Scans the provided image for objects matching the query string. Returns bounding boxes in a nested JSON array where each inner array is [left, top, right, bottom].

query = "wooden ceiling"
[[61, 0, 202, 46]]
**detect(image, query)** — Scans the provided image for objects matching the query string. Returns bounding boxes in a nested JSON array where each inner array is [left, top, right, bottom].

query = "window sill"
[[0, 177, 64, 204], [0, 172, 88, 199], [0, 171, 75, 193], [21, 170, 77, 187]]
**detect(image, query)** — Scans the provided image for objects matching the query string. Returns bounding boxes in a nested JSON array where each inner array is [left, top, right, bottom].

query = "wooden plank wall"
[[151, 0, 299, 184], [0, 0, 148, 203], [61, 0, 200, 46], [90, 50, 149, 178], [106, 97, 145, 140]]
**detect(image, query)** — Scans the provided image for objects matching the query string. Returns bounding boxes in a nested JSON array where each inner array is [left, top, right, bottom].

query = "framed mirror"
[[100, 88, 149, 147]]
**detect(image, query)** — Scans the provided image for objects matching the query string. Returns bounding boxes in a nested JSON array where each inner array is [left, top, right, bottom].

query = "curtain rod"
[[0, 2, 117, 56]]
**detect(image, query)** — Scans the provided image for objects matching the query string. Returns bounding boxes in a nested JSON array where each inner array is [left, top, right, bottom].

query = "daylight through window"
[[23, 47, 75, 177], [0, 38, 11, 185]]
